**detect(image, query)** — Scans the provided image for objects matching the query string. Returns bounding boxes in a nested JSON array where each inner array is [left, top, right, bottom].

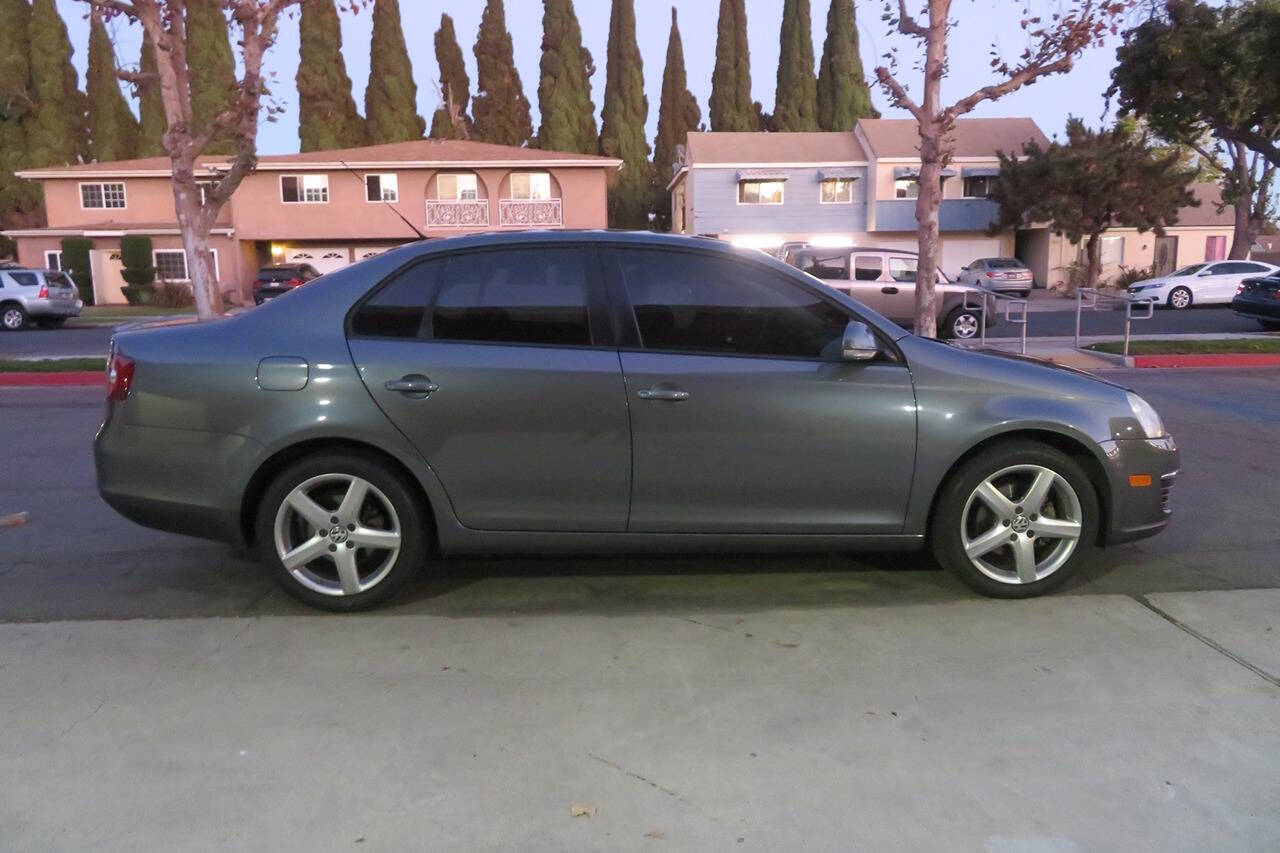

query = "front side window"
[[281, 174, 329, 203], [365, 173, 399, 202], [894, 179, 919, 199], [81, 182, 126, 209], [350, 259, 444, 339], [437, 173, 478, 200], [801, 253, 849, 280], [508, 172, 552, 200], [433, 248, 593, 346], [820, 179, 853, 204], [738, 180, 784, 205], [962, 176, 996, 198], [617, 249, 850, 360]]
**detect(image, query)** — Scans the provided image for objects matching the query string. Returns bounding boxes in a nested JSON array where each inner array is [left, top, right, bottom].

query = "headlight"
[[1126, 392, 1167, 438]]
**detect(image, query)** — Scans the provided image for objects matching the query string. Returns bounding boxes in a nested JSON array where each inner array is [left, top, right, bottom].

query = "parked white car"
[[1126, 260, 1279, 309], [956, 257, 1034, 297]]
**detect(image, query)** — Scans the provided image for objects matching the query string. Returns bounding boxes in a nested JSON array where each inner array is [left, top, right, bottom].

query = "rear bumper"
[[1231, 297, 1280, 321], [25, 296, 82, 318], [1098, 436, 1179, 546]]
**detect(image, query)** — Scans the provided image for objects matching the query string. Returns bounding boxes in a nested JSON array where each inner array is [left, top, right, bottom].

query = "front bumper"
[[1098, 436, 1179, 546]]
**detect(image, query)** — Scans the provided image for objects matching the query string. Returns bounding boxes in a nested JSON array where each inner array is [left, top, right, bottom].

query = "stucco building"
[[6, 139, 622, 304]]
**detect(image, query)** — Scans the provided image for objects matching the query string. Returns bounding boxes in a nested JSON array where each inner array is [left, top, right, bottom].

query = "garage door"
[[941, 238, 1003, 280], [285, 247, 351, 275]]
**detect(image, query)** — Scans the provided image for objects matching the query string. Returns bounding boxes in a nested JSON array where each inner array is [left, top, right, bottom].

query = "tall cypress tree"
[[709, 0, 753, 131], [136, 30, 166, 157], [364, 0, 424, 143], [774, 0, 818, 131], [0, 0, 42, 227], [816, 0, 878, 130], [298, 0, 366, 151], [25, 0, 87, 167], [86, 12, 140, 162], [600, 0, 651, 228], [472, 0, 533, 147], [429, 14, 471, 140], [652, 7, 701, 230], [536, 0, 597, 153], [185, 0, 237, 154]]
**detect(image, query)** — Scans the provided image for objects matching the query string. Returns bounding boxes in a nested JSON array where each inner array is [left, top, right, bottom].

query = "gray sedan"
[[95, 232, 1178, 611]]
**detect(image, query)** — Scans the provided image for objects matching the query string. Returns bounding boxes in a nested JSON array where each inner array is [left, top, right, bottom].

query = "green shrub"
[[119, 235, 156, 286], [1112, 264, 1157, 289], [60, 237, 94, 304], [0, 234, 16, 260], [119, 284, 155, 305]]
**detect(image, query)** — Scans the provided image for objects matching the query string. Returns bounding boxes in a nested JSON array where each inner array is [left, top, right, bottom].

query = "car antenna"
[[337, 159, 427, 240]]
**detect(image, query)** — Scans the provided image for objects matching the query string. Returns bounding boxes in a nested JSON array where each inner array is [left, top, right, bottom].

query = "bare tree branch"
[[895, 0, 930, 38]]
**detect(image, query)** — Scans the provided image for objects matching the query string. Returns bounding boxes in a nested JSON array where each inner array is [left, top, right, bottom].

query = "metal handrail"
[[1001, 296, 1029, 355], [1075, 287, 1155, 355], [1123, 297, 1155, 357], [963, 289, 1028, 353]]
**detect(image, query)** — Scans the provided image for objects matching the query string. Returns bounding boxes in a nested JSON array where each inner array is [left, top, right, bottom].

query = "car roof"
[[402, 229, 739, 255], [791, 245, 922, 257]]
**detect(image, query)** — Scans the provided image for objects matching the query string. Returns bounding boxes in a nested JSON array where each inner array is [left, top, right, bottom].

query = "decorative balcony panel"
[[875, 198, 1000, 232], [425, 199, 490, 227], [499, 198, 563, 228]]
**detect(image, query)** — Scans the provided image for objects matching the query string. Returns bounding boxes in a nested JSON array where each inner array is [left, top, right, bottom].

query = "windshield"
[[258, 267, 304, 281], [1170, 264, 1206, 277]]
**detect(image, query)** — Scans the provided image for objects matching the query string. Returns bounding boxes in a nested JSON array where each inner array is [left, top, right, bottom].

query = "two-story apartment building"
[[6, 139, 622, 304], [669, 118, 1236, 288]]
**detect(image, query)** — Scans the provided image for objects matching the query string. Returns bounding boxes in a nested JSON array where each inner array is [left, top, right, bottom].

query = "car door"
[[877, 255, 927, 322], [1192, 262, 1234, 302], [347, 246, 631, 532], [609, 247, 917, 534], [848, 253, 892, 316]]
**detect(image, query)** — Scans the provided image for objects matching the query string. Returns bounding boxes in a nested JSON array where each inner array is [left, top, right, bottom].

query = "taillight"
[[984, 271, 996, 278], [252, 279, 265, 289], [38, 284, 48, 298], [287, 277, 304, 287], [106, 349, 135, 401]]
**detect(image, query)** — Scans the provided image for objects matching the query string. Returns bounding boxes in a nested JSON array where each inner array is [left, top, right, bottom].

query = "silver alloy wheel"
[[952, 312, 980, 339], [960, 464, 1084, 585], [2, 307, 24, 330], [272, 473, 402, 596], [1168, 287, 1191, 309]]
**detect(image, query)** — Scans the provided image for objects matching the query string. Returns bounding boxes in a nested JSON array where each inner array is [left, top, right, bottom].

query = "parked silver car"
[[0, 264, 83, 330], [957, 257, 1034, 297], [788, 246, 995, 339], [96, 232, 1178, 611]]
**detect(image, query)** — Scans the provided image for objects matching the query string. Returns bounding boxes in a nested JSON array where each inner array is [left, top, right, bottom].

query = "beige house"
[[6, 139, 622, 304], [669, 117, 1238, 287]]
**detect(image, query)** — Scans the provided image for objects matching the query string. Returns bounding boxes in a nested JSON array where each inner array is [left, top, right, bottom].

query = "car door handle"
[[881, 286, 900, 294], [636, 387, 690, 402], [385, 375, 439, 397]]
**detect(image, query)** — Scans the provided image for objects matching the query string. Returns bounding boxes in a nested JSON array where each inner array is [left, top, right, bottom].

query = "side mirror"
[[841, 320, 879, 362], [1197, 269, 1212, 276], [960, 266, 970, 272]]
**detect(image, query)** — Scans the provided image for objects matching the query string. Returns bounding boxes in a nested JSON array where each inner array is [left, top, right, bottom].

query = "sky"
[[58, 0, 1134, 156]]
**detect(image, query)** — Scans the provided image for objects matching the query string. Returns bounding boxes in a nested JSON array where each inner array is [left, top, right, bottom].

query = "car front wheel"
[[255, 452, 428, 611], [931, 441, 1099, 598], [1167, 286, 1192, 309]]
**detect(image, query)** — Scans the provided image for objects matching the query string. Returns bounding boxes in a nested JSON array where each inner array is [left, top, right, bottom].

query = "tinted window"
[[617, 250, 850, 360], [350, 259, 443, 339], [853, 256, 883, 281], [433, 248, 593, 346], [1240, 263, 1271, 273], [46, 272, 74, 287], [986, 258, 1024, 269], [258, 267, 301, 281], [6, 272, 39, 288], [801, 253, 849, 280]]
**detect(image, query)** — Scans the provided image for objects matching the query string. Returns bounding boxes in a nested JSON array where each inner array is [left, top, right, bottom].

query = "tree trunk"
[[1084, 233, 1102, 289], [913, 127, 943, 338], [170, 155, 222, 318], [1227, 142, 1256, 260]]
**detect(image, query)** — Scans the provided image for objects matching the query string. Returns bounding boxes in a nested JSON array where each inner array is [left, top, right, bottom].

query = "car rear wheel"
[[1, 303, 28, 331], [931, 441, 1099, 598], [255, 452, 427, 611], [1167, 286, 1192, 309], [943, 307, 982, 340]]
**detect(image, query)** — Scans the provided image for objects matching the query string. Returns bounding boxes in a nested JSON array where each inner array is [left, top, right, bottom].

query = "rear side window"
[[616, 249, 850, 360], [432, 248, 594, 346], [853, 256, 883, 281], [350, 259, 443, 339], [46, 272, 73, 287], [888, 257, 918, 282], [6, 272, 39, 288]]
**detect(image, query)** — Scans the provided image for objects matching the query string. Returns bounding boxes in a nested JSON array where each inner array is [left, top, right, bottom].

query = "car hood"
[[1129, 277, 1172, 289], [965, 345, 1125, 389]]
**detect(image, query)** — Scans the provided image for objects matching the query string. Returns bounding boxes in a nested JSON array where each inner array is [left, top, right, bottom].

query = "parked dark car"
[[96, 232, 1178, 611], [252, 263, 321, 305], [1232, 275, 1280, 330]]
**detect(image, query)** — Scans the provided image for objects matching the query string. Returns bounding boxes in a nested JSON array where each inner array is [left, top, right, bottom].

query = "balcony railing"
[[425, 199, 490, 227], [499, 198, 563, 228]]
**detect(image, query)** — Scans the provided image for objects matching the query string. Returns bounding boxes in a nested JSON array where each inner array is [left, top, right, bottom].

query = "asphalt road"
[[2, 369, 1278, 850], [0, 304, 1271, 359]]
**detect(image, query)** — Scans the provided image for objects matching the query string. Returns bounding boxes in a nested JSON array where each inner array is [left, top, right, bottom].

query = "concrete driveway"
[[1, 369, 1277, 851]]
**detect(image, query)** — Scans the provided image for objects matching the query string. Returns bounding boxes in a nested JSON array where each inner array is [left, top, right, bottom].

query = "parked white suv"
[[0, 264, 84, 330], [1126, 260, 1279, 309]]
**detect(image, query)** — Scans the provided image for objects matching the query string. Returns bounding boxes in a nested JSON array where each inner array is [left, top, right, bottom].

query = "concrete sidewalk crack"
[[588, 753, 691, 805], [1130, 594, 1280, 689]]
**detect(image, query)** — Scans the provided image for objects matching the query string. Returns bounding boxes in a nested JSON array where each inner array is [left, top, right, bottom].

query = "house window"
[[437, 173, 478, 200], [44, 250, 63, 271], [1205, 235, 1228, 261], [962, 176, 996, 198], [1100, 236, 1125, 267], [280, 174, 329, 204], [738, 180, 784, 205], [509, 172, 552, 200], [819, 179, 854, 204], [81, 182, 126, 209], [365, 173, 399, 202], [153, 249, 220, 282], [894, 179, 919, 199]]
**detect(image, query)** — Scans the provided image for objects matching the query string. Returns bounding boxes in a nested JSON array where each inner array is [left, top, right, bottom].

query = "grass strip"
[[1088, 338, 1280, 355], [0, 358, 106, 373]]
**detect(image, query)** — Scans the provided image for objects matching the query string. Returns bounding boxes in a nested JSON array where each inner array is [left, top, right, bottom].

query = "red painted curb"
[[0, 372, 104, 387], [1131, 353, 1280, 368]]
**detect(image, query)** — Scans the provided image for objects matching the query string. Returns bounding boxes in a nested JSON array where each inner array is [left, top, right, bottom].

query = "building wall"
[[1035, 226, 1237, 289], [689, 166, 869, 238], [41, 176, 232, 227]]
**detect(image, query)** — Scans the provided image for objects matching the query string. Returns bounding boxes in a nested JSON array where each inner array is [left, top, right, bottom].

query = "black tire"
[[1258, 319, 1280, 332], [1166, 286, 1193, 310], [930, 440, 1100, 598], [942, 306, 982, 340], [35, 317, 67, 329], [254, 451, 428, 611], [1, 303, 28, 331]]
